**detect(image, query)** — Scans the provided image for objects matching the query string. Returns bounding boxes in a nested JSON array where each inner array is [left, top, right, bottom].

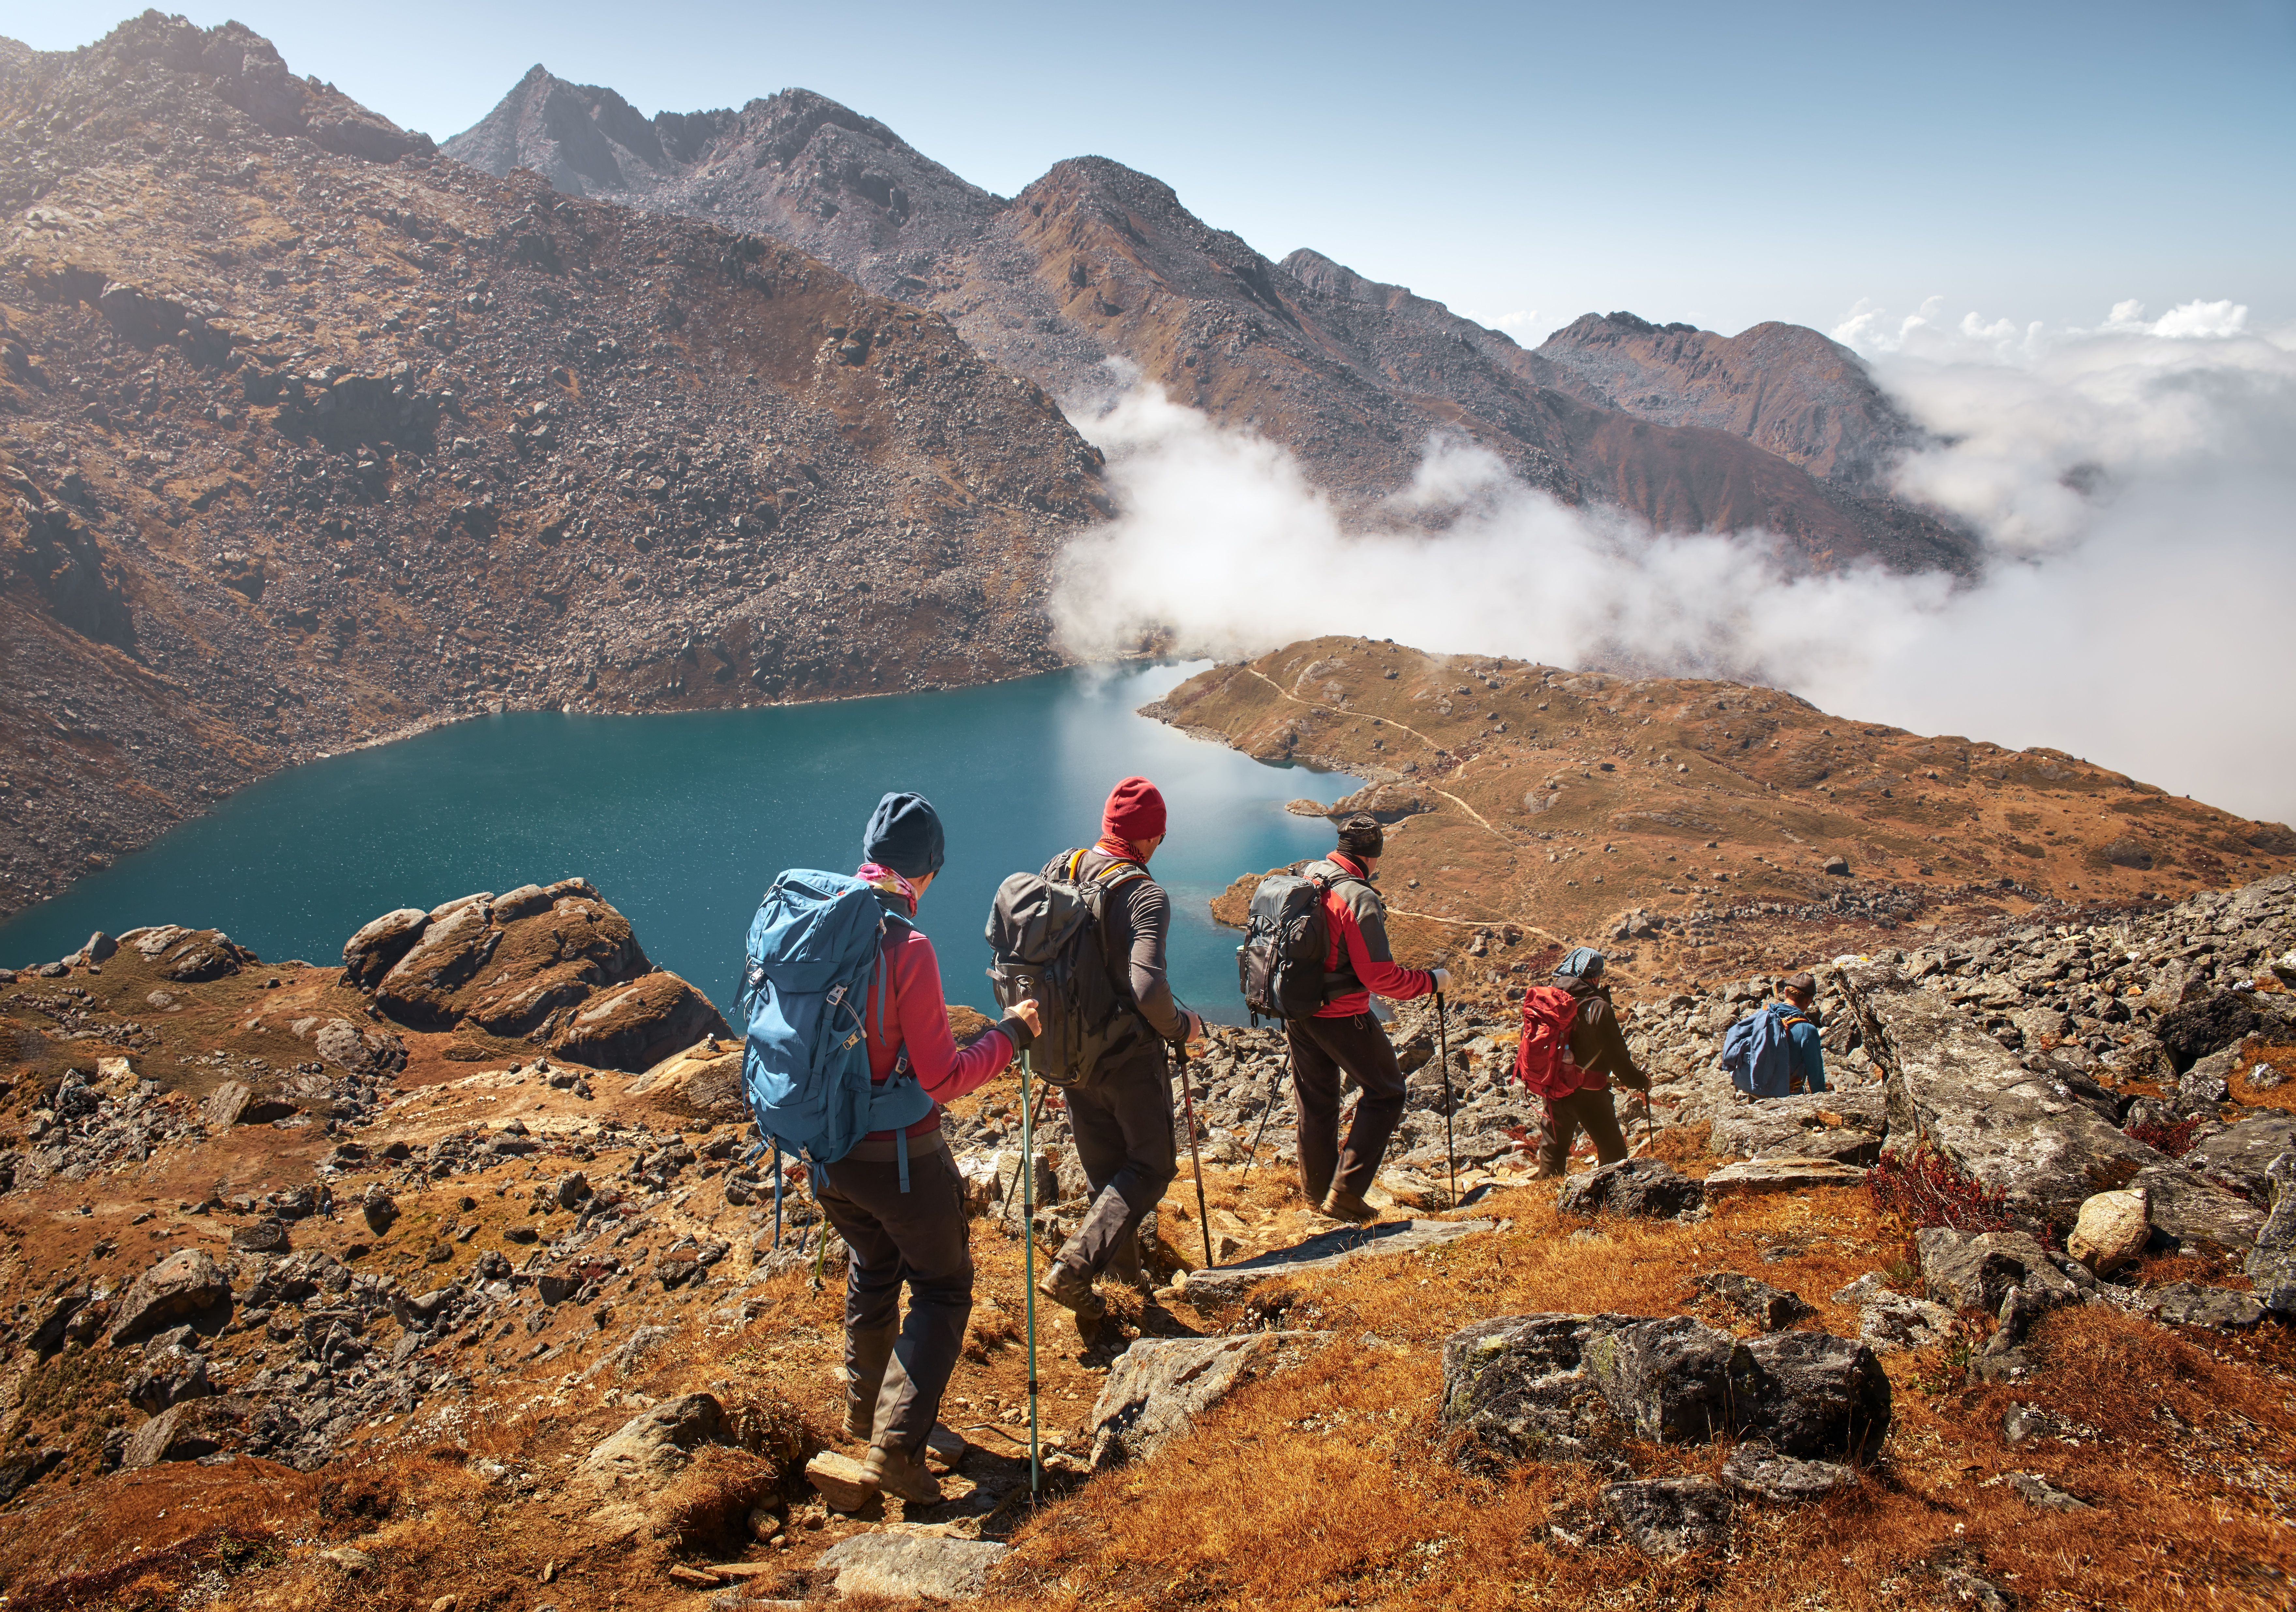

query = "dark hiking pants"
[[1287, 1011, 1407, 1203], [817, 1139, 972, 1458], [1053, 1050, 1177, 1282], [1532, 1087, 1629, 1178]]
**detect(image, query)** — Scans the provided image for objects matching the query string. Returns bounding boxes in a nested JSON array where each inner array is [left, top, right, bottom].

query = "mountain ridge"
[[444, 70, 1975, 574]]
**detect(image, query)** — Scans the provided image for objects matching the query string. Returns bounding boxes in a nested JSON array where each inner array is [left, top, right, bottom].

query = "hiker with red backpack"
[[1019, 777, 1205, 1336], [1277, 814, 1448, 1224], [1513, 946, 1650, 1177], [738, 791, 1040, 1505]]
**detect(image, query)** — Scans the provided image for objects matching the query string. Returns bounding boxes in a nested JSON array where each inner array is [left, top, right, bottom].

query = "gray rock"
[[109, 1248, 230, 1344], [1439, 1313, 1620, 1471], [1178, 1218, 1491, 1305], [1837, 964, 2262, 1250], [1719, 1443, 1858, 1503], [1556, 1158, 1703, 1219], [2132, 1281, 2264, 1330], [1707, 1090, 1885, 1166], [1701, 1158, 1869, 1194], [2242, 1146, 2296, 1315], [202, 1081, 253, 1130], [82, 930, 119, 962], [318, 1545, 377, 1573], [555, 1170, 592, 1210], [580, 1393, 724, 1490], [1859, 1294, 1957, 1354], [2005, 1470, 2092, 1512], [1917, 1227, 2081, 1313], [817, 1532, 1009, 1600], [1741, 1330, 1891, 1460], [2183, 1113, 2296, 1204], [362, 1189, 400, 1234], [1599, 1476, 1733, 1558], [122, 1395, 250, 1467], [1584, 1317, 1753, 1445], [1088, 1332, 1329, 1469]]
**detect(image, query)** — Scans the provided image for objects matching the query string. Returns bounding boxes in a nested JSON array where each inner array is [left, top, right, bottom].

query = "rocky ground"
[[0, 15, 1106, 916], [445, 69, 1975, 570], [0, 848, 2288, 1607]]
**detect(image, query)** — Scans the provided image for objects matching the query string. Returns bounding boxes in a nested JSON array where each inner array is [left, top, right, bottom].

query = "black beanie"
[[1336, 813, 1384, 861], [861, 791, 945, 879]]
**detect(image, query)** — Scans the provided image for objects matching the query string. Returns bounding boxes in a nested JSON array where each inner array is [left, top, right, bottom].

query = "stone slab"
[[817, 1531, 1008, 1601], [1701, 1159, 1868, 1194], [1177, 1218, 1491, 1305]]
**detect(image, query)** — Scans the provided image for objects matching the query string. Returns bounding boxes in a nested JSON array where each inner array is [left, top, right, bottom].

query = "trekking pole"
[[1172, 1031, 1216, 1271], [1239, 1041, 1292, 1183], [1018, 1050, 1042, 1504], [1434, 990, 1458, 1211]]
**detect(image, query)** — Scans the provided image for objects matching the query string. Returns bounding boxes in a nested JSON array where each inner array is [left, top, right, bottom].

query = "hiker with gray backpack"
[[737, 791, 1040, 1505], [986, 776, 1203, 1340], [1237, 814, 1447, 1223]]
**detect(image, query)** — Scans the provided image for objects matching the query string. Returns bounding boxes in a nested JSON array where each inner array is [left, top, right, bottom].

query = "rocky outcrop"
[[1087, 1332, 1330, 1470], [109, 1248, 230, 1344], [344, 880, 729, 1071], [1441, 1312, 1888, 1474], [1837, 962, 2264, 1251]]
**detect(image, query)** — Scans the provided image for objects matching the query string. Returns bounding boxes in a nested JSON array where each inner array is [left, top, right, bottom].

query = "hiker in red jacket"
[[1289, 814, 1449, 1223], [821, 792, 1040, 1505]]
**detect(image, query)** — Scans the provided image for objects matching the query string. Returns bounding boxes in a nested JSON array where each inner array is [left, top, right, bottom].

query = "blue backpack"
[[1721, 1003, 1811, 1098], [738, 870, 935, 1204]]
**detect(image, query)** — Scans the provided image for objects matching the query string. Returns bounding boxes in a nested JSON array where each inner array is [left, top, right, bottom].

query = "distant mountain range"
[[446, 68, 1971, 574]]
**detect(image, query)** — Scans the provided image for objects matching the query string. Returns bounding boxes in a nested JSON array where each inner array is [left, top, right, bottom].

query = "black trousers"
[[1532, 1086, 1629, 1177], [1053, 1050, 1177, 1281], [1287, 1012, 1407, 1202], [816, 1142, 972, 1457]]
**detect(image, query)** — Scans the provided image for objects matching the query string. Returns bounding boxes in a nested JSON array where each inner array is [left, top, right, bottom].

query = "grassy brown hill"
[[446, 75, 1974, 574], [0, 15, 1104, 917], [1146, 638, 2296, 997]]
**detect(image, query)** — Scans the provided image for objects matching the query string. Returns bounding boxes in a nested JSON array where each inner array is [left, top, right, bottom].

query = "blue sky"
[[16, 2, 2295, 342]]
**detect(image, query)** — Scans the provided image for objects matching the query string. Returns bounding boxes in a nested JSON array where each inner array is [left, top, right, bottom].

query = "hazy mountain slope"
[[445, 74, 1975, 573], [0, 17, 1103, 916]]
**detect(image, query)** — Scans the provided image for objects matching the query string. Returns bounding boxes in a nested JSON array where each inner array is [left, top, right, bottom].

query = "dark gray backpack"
[[1237, 866, 1362, 1020], [985, 850, 1149, 1086]]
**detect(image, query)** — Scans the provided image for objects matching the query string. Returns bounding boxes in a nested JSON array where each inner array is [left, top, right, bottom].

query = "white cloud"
[[1052, 306, 2296, 826]]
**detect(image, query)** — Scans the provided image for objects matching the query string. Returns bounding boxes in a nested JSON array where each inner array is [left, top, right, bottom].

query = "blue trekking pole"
[[1019, 1049, 1042, 1503]]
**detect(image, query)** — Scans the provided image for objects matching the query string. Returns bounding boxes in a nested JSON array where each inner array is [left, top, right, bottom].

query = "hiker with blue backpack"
[[738, 791, 1040, 1505], [1721, 971, 1828, 1098]]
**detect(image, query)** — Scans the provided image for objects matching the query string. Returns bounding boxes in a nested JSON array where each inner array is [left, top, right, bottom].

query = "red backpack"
[[1513, 985, 1585, 1100]]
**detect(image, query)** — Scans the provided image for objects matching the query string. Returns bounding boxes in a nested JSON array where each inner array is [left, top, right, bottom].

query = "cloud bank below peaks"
[[1050, 314, 2296, 827]]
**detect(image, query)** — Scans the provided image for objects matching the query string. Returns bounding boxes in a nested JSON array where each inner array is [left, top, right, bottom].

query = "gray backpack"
[[985, 850, 1150, 1086]]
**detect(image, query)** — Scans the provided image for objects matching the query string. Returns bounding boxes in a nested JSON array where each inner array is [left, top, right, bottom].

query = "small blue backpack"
[[738, 870, 934, 1207], [1721, 1002, 1811, 1099]]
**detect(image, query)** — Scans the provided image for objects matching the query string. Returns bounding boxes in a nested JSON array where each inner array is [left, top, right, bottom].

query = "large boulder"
[[1555, 1158, 1704, 1220], [346, 880, 729, 1070], [626, 1038, 746, 1122], [1708, 1091, 1886, 1166], [1087, 1332, 1330, 1469], [2158, 993, 2290, 1074], [1442, 1312, 1888, 1471], [109, 1249, 230, 1344], [2243, 1147, 2296, 1316], [1916, 1228, 2082, 1313], [1836, 963, 2262, 1250], [340, 908, 428, 989], [122, 1396, 251, 1468], [117, 926, 252, 982], [2185, 1113, 2296, 1205]]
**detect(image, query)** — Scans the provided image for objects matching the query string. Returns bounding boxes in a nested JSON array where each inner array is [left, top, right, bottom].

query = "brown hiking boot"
[[1320, 1186, 1380, 1225], [862, 1441, 942, 1505], [1036, 1260, 1108, 1321]]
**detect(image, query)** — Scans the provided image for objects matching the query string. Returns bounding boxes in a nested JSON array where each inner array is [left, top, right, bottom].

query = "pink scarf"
[[856, 862, 919, 915]]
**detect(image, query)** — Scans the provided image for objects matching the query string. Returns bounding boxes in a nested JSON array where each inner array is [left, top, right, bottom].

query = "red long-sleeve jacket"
[[1307, 853, 1436, 1018], [856, 881, 1028, 1138]]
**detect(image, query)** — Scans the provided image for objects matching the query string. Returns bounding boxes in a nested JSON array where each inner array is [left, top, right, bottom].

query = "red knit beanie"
[[1102, 776, 1167, 844]]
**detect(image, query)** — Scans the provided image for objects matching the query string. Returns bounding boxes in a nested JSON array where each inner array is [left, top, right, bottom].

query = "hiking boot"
[[1320, 1187, 1380, 1225], [862, 1441, 943, 1505], [1036, 1260, 1108, 1321]]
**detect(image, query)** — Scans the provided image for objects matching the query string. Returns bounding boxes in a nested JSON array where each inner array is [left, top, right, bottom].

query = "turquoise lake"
[[0, 664, 1356, 1025]]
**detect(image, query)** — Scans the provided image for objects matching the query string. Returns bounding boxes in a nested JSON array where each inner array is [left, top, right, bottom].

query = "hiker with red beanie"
[[1033, 776, 1204, 1334], [820, 792, 1041, 1504], [1291, 813, 1448, 1223]]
